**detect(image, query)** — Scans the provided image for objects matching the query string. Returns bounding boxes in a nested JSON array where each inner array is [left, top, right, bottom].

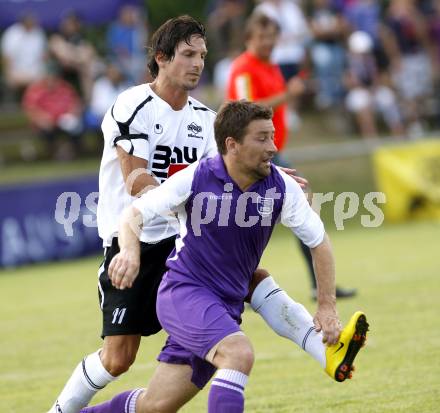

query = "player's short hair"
[[147, 15, 206, 78], [214, 100, 273, 154], [244, 12, 280, 42]]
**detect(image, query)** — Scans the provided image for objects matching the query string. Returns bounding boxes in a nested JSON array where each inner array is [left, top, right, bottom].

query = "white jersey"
[[97, 83, 217, 246]]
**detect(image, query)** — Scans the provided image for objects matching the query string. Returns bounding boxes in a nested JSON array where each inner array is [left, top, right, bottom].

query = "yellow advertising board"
[[373, 139, 440, 222]]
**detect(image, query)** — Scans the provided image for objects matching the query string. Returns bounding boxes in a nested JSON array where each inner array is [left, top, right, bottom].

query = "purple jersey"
[[133, 154, 325, 304]]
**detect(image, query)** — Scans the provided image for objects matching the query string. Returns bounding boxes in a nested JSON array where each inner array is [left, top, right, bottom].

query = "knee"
[[215, 336, 255, 375], [137, 391, 178, 413], [246, 268, 270, 302], [235, 345, 255, 374], [100, 347, 137, 376]]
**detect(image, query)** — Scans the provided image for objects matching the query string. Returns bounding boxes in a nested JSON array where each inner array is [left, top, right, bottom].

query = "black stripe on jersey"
[[189, 100, 216, 114], [111, 95, 153, 135], [113, 134, 149, 155]]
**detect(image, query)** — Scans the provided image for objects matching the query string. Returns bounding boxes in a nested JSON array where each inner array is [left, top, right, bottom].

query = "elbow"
[[125, 182, 143, 197], [121, 205, 143, 232], [310, 232, 329, 251], [127, 186, 139, 197]]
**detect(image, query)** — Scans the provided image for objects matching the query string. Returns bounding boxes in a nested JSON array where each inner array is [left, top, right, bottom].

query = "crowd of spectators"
[[0, 5, 147, 159], [1, 0, 440, 160], [209, 0, 440, 140]]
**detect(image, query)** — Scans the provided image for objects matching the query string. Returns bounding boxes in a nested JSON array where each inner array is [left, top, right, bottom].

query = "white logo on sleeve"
[[112, 307, 127, 324]]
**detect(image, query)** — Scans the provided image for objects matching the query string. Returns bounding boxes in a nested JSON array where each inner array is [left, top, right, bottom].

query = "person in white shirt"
[[255, 0, 311, 80], [85, 63, 130, 131], [1, 14, 47, 95]]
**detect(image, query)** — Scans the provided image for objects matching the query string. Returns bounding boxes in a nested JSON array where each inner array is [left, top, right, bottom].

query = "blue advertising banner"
[[0, 175, 101, 268], [0, 0, 141, 29]]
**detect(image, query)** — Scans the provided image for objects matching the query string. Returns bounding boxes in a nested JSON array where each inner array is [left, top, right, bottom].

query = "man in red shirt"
[[22, 63, 83, 159], [227, 13, 356, 299], [227, 12, 304, 163]]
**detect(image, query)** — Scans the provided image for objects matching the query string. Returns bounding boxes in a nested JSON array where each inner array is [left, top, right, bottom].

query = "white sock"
[[128, 388, 143, 413], [250, 276, 326, 368], [212, 369, 249, 392], [49, 349, 116, 413]]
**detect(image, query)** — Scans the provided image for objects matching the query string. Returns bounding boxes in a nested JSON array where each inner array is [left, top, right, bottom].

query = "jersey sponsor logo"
[[168, 163, 189, 177], [257, 196, 274, 216], [187, 122, 203, 139], [112, 307, 127, 324], [154, 123, 163, 134], [151, 145, 198, 181]]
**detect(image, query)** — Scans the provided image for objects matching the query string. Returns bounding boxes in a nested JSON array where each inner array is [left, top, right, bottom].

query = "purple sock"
[[79, 389, 141, 413], [208, 369, 248, 413]]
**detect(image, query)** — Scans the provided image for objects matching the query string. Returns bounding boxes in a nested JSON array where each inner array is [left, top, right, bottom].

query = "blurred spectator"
[[254, 0, 311, 80], [343, 0, 389, 70], [309, 0, 348, 108], [345, 31, 404, 139], [254, 0, 310, 131], [106, 5, 148, 84], [428, 0, 440, 67], [213, 50, 240, 102], [382, 0, 434, 137], [206, 0, 248, 63], [84, 63, 129, 131], [48, 12, 97, 102], [227, 13, 304, 162], [1, 14, 47, 99], [22, 62, 84, 159]]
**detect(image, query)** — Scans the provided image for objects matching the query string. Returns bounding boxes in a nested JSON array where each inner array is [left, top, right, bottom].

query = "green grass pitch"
[[1, 221, 439, 412]]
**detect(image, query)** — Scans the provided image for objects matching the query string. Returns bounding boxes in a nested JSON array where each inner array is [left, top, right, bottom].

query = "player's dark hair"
[[214, 100, 273, 155], [244, 12, 280, 42], [147, 15, 206, 78]]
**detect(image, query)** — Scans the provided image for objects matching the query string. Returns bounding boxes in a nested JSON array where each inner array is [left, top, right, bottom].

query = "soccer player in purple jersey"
[[80, 101, 368, 413], [48, 15, 327, 413]]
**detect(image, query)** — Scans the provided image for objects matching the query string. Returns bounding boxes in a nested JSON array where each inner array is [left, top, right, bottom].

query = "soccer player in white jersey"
[[78, 101, 368, 413], [48, 16, 339, 413]]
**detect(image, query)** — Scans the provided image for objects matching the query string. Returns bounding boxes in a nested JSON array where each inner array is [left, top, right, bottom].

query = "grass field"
[[1, 219, 439, 412]]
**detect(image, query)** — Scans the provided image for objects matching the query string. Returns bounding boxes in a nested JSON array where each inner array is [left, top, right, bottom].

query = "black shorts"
[[98, 236, 176, 337]]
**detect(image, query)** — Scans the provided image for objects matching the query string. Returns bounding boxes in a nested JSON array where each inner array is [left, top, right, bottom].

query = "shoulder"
[[188, 97, 216, 125], [115, 84, 152, 107], [188, 96, 216, 115], [273, 165, 304, 195], [1, 24, 19, 44], [112, 84, 154, 121], [230, 53, 252, 72], [268, 165, 288, 189], [187, 157, 215, 192]]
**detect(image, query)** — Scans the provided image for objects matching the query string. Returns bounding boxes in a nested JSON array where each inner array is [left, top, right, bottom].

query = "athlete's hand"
[[108, 249, 140, 290], [313, 305, 342, 345], [279, 167, 309, 190]]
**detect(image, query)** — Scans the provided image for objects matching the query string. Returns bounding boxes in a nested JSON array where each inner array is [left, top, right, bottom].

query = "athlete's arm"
[[278, 169, 341, 345], [116, 147, 158, 196], [310, 234, 341, 345], [108, 162, 198, 289], [234, 73, 304, 109], [108, 205, 142, 289]]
